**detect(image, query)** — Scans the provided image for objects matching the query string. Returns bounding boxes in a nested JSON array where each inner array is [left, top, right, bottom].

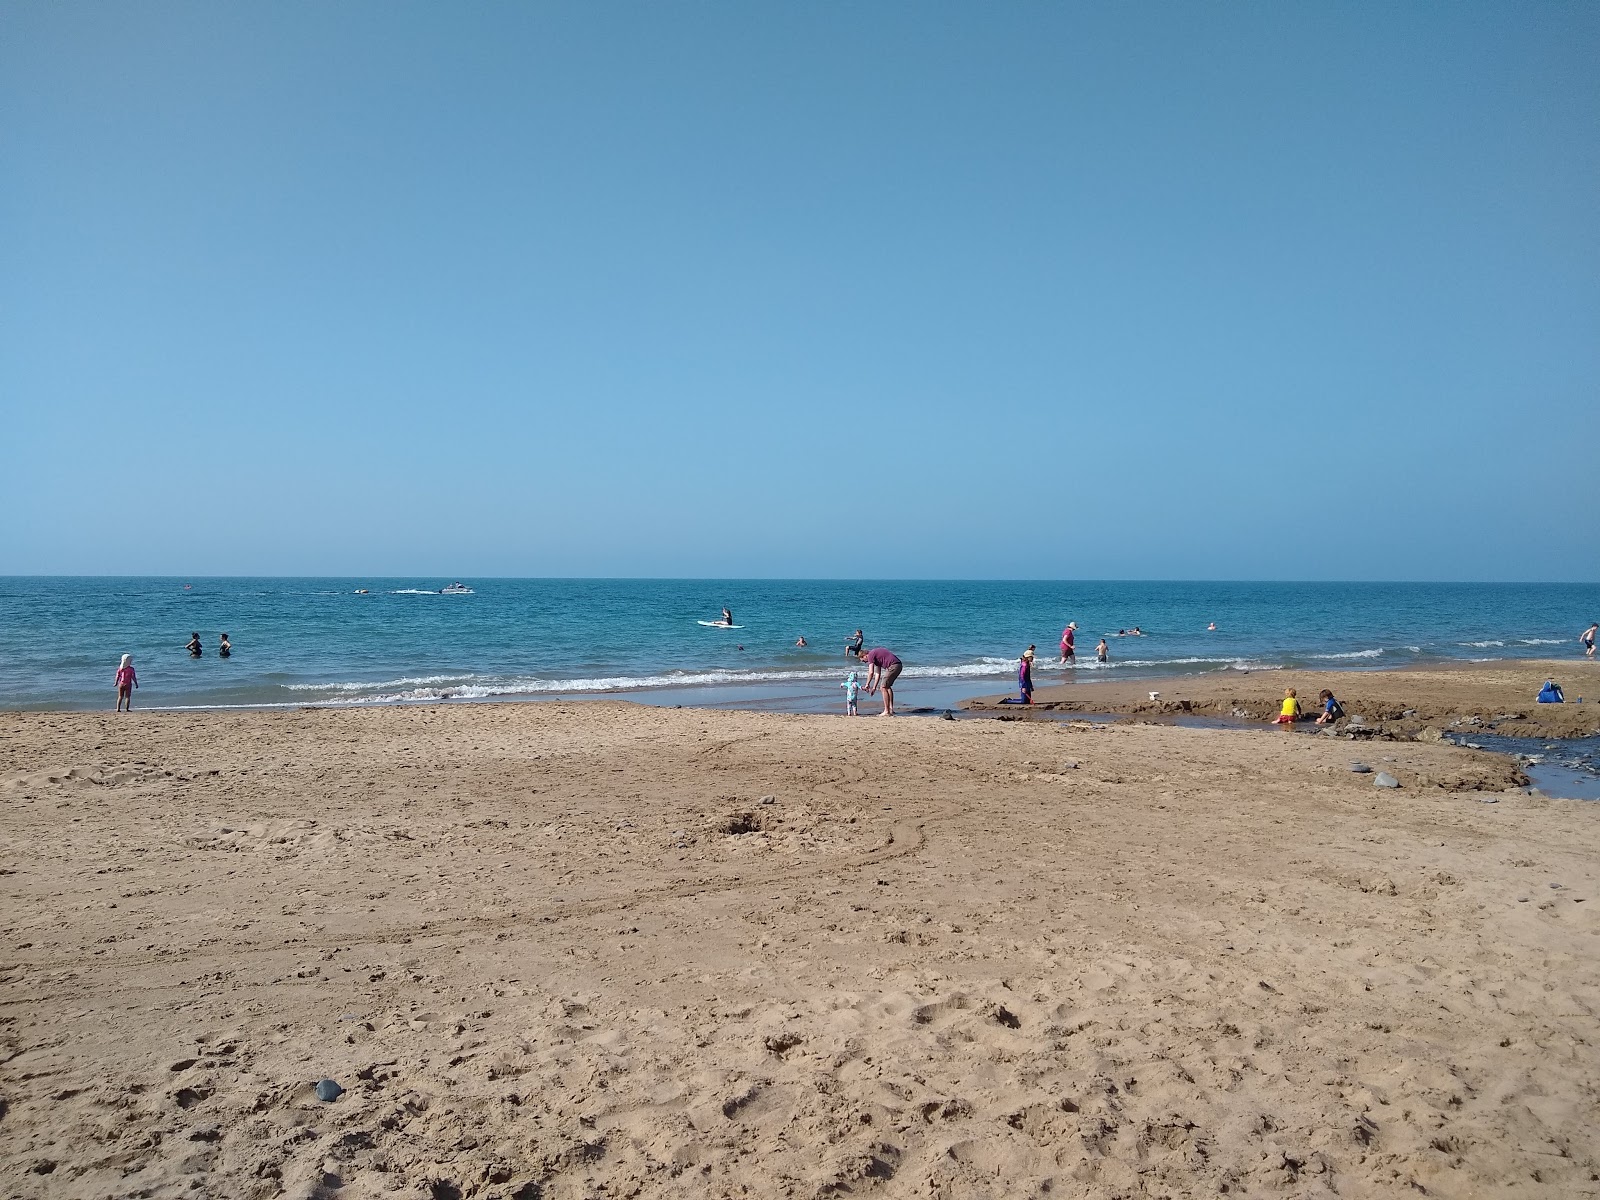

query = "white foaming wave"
[[1460, 640, 1504, 648], [1520, 638, 1566, 645], [390, 589, 442, 595], [284, 674, 473, 692], [1308, 649, 1383, 660]]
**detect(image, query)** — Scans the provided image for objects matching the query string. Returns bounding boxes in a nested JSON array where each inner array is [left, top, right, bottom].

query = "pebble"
[[1374, 772, 1400, 789], [759, 795, 776, 806], [1549, 882, 1565, 890], [1349, 762, 1372, 774], [314, 1078, 344, 1102], [1479, 797, 1499, 804]]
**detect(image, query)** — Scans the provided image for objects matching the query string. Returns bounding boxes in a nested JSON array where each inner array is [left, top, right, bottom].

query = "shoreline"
[[9, 650, 1600, 720]]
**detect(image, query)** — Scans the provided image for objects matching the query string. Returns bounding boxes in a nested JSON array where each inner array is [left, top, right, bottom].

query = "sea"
[[1, 578, 1595, 714]]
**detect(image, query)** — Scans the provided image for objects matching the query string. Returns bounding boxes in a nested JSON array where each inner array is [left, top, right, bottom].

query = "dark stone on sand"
[[1349, 763, 1372, 773], [1374, 772, 1400, 789], [314, 1078, 345, 1102], [759, 795, 776, 806]]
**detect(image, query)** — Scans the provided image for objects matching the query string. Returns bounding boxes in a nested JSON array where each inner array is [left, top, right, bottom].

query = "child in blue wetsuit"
[[841, 671, 861, 716]]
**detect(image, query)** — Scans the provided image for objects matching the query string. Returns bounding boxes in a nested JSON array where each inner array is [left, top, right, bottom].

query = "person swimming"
[[795, 635, 808, 648], [186, 632, 202, 657]]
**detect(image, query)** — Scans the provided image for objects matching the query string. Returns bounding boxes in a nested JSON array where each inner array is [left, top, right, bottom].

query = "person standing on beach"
[[115, 654, 138, 711], [1059, 622, 1076, 664], [186, 632, 203, 657], [860, 646, 902, 717], [1018, 647, 1035, 704], [1582, 622, 1598, 659], [846, 629, 864, 659]]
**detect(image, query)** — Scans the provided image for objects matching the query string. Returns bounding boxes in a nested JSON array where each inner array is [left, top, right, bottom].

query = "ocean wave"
[[1459, 640, 1504, 648], [1519, 638, 1566, 646], [389, 589, 443, 595], [1308, 649, 1383, 660]]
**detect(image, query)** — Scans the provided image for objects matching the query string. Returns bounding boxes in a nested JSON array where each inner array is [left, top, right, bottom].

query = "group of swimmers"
[[185, 632, 232, 658]]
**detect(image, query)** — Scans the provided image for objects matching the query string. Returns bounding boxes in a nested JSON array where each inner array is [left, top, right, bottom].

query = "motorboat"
[[440, 582, 474, 595]]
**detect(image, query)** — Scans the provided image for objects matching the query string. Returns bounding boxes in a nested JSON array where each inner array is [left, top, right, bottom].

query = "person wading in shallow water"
[[860, 646, 902, 717]]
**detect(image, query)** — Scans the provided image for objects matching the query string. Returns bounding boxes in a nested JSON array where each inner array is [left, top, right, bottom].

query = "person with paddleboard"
[[721, 607, 733, 627], [860, 646, 902, 717]]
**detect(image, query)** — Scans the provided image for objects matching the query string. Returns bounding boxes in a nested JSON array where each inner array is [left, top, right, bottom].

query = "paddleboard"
[[697, 621, 744, 629]]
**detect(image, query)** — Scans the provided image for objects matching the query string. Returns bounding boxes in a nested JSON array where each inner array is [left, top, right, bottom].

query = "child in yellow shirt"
[[1275, 688, 1302, 726]]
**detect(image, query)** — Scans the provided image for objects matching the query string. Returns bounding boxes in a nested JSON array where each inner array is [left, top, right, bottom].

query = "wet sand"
[[1, 698, 1597, 1198], [968, 659, 1600, 739]]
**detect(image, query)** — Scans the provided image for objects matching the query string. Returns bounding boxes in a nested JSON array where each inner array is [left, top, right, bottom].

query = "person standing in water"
[[219, 633, 232, 658], [1096, 638, 1109, 663], [186, 632, 203, 657], [860, 646, 902, 717], [115, 654, 138, 711], [1059, 622, 1076, 664], [846, 629, 864, 659]]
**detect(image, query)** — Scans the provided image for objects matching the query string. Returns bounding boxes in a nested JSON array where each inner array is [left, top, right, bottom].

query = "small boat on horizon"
[[440, 582, 474, 595]]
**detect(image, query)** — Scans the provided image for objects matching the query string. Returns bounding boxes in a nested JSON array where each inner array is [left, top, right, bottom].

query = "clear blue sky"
[[3, 3, 1596, 580]]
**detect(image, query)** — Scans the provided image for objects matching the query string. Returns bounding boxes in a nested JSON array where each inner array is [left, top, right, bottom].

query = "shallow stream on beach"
[[1445, 731, 1600, 801]]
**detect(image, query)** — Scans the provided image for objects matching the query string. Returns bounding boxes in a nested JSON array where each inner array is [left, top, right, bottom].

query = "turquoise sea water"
[[1, 578, 1596, 713]]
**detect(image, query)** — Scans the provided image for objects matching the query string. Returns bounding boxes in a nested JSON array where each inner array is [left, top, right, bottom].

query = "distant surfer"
[[186, 632, 203, 658], [1583, 622, 1598, 659], [860, 646, 903, 717], [219, 633, 232, 659], [721, 607, 733, 627], [846, 629, 864, 659]]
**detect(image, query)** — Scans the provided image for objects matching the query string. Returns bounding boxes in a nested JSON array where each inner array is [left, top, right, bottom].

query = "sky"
[[2, 2, 1597, 580]]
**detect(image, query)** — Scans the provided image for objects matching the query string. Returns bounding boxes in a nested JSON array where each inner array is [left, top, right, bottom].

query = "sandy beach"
[[2, 673, 1598, 1198]]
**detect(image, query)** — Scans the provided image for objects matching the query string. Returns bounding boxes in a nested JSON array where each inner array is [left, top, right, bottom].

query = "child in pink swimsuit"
[[115, 654, 138, 711]]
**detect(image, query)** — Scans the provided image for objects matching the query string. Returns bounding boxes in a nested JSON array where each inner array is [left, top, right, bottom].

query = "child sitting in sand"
[[1275, 688, 1302, 726], [841, 671, 861, 716], [115, 654, 138, 711], [1315, 689, 1345, 724]]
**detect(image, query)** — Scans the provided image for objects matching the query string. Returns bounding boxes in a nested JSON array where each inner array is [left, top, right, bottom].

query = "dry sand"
[[1, 687, 1597, 1199]]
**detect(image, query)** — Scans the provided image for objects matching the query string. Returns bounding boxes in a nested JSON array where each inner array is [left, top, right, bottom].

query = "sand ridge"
[[1, 701, 1597, 1198]]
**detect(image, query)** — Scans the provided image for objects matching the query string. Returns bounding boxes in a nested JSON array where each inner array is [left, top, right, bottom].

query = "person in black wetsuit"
[[846, 629, 864, 659], [186, 632, 203, 657], [219, 633, 232, 659]]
